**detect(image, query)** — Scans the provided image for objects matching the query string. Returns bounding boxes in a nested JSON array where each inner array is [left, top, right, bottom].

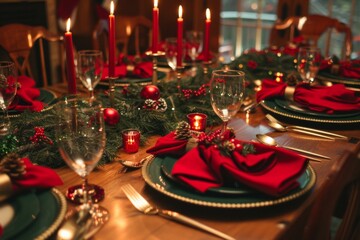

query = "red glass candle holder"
[[122, 129, 140, 153], [187, 113, 207, 132]]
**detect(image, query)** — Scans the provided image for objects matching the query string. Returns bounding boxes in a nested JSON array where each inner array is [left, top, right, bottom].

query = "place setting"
[[136, 69, 317, 209], [256, 47, 360, 128]]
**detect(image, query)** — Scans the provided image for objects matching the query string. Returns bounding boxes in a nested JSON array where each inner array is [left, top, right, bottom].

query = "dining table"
[[49, 78, 360, 239]]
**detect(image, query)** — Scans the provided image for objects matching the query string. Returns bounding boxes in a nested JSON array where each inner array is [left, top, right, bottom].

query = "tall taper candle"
[[152, 0, 159, 53], [64, 18, 76, 94], [108, 1, 116, 77], [204, 8, 211, 62], [177, 5, 183, 67]]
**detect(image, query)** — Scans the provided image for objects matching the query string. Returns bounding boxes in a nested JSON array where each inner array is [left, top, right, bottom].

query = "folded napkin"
[[256, 80, 360, 114], [101, 64, 127, 80], [133, 61, 153, 78], [339, 60, 360, 78], [0, 157, 63, 202], [146, 132, 189, 157], [9, 76, 44, 112], [320, 59, 360, 79], [171, 140, 308, 197]]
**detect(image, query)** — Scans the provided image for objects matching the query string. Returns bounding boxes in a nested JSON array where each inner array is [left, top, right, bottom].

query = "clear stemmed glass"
[[297, 47, 322, 84], [0, 61, 17, 136], [209, 70, 246, 133], [77, 50, 103, 99], [185, 30, 203, 67], [164, 37, 185, 78], [55, 98, 109, 228]]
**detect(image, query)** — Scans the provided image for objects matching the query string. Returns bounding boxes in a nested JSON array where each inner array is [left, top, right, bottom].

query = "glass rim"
[[212, 69, 245, 77], [77, 49, 103, 56], [121, 128, 141, 134]]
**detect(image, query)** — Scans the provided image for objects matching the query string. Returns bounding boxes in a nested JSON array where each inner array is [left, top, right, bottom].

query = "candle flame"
[[178, 5, 183, 18], [66, 18, 71, 32], [110, 1, 114, 15], [154, 0, 158, 8], [126, 25, 131, 36], [206, 8, 211, 20]]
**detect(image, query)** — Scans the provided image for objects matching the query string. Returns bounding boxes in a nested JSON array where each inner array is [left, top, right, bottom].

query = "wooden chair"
[[0, 23, 65, 87], [92, 15, 153, 62], [278, 143, 360, 240], [271, 14, 353, 60]]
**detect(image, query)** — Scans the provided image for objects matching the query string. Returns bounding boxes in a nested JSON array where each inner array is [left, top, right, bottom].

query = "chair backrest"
[[92, 15, 153, 62], [0, 23, 65, 87], [271, 14, 352, 60], [277, 143, 360, 240]]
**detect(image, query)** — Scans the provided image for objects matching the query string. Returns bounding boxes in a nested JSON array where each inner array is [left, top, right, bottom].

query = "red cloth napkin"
[[146, 132, 188, 157], [9, 76, 44, 112], [11, 158, 63, 191], [339, 60, 360, 78], [101, 64, 127, 80], [171, 140, 308, 197], [133, 61, 153, 78], [257, 80, 360, 114]]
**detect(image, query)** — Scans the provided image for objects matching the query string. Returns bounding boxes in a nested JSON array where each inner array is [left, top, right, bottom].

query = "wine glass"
[[77, 50, 103, 99], [297, 47, 321, 84], [55, 97, 109, 227], [0, 61, 17, 136], [164, 37, 185, 77], [209, 70, 246, 133], [185, 30, 203, 66]]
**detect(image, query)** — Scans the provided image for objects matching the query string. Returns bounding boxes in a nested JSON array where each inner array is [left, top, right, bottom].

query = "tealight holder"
[[187, 113, 207, 132], [145, 50, 165, 84], [122, 129, 141, 153]]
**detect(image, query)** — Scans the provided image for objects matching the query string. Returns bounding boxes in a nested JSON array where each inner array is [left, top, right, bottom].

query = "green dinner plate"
[[317, 71, 360, 88], [273, 98, 360, 118], [2, 189, 67, 240], [1, 191, 40, 240], [260, 99, 360, 128], [142, 156, 316, 208], [97, 71, 166, 87]]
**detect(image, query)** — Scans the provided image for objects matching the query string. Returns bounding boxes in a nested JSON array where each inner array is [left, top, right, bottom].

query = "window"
[[309, 0, 360, 58], [220, 0, 360, 59]]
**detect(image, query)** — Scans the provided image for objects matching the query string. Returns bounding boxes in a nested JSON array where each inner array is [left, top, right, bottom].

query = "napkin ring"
[[284, 86, 295, 102]]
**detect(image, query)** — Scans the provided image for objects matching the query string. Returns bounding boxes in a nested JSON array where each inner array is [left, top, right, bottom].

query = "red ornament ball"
[[103, 108, 120, 125], [140, 85, 160, 100]]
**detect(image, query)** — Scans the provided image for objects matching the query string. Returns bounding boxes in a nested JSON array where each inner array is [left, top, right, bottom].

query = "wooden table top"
[[53, 97, 360, 240]]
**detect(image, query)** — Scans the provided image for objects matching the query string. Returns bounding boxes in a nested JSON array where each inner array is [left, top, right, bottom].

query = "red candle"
[[152, 0, 159, 53], [64, 18, 76, 94], [177, 5, 183, 67], [204, 8, 211, 62], [122, 129, 141, 153], [108, 1, 116, 77], [187, 113, 207, 132]]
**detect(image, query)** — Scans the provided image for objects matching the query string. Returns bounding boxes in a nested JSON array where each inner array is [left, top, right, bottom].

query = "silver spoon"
[[256, 134, 330, 162], [267, 121, 336, 140], [118, 155, 154, 169]]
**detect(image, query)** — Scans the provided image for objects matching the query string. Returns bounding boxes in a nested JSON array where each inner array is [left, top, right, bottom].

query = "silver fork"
[[121, 184, 236, 240]]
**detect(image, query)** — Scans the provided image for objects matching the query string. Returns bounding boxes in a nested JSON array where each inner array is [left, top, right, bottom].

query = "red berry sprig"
[[30, 127, 53, 145], [181, 84, 209, 99]]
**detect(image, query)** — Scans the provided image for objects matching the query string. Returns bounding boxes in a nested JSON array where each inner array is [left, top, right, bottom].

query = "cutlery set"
[[121, 184, 236, 240]]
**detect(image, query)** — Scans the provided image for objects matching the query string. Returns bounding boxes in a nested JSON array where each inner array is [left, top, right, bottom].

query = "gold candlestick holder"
[[202, 60, 212, 82], [107, 77, 117, 107], [145, 50, 165, 85], [176, 66, 185, 93]]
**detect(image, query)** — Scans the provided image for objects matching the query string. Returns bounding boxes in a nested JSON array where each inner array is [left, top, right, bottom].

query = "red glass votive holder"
[[122, 129, 140, 153], [187, 113, 207, 132]]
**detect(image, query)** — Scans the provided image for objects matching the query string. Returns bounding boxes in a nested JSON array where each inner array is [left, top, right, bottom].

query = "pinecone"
[[285, 72, 299, 86], [175, 121, 191, 140], [0, 153, 26, 179]]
